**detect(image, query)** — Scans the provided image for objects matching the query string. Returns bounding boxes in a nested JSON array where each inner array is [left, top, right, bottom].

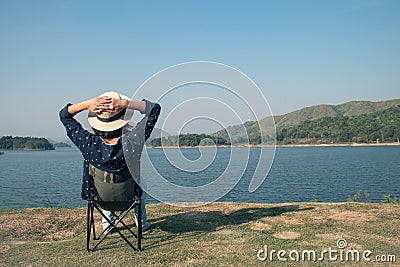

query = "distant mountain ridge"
[[272, 99, 400, 129]]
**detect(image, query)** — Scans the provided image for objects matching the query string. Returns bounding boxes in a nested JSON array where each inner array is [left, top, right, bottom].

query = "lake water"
[[0, 146, 399, 209]]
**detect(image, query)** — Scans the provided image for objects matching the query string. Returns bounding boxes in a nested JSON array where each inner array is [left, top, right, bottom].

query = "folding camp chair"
[[86, 174, 143, 252]]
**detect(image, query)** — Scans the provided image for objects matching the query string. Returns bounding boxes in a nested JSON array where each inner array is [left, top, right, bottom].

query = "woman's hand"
[[68, 97, 109, 115], [67, 96, 142, 115], [105, 98, 129, 113], [87, 96, 111, 113]]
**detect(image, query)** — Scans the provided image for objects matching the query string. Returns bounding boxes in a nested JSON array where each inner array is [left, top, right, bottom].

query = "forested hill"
[[272, 99, 400, 129], [0, 136, 54, 150], [276, 106, 400, 144]]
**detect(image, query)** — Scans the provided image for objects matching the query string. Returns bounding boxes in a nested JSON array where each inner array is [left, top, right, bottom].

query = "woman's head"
[[92, 127, 123, 139], [87, 91, 131, 134]]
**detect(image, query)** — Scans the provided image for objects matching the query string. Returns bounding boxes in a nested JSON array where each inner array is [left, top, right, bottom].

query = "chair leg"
[[91, 203, 96, 240], [86, 202, 92, 252], [137, 199, 142, 251], [87, 200, 143, 252]]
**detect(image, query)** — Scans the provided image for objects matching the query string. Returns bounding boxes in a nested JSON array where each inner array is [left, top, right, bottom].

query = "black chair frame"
[[86, 197, 143, 252]]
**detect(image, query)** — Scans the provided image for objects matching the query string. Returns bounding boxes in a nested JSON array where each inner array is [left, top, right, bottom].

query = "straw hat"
[[88, 91, 131, 132]]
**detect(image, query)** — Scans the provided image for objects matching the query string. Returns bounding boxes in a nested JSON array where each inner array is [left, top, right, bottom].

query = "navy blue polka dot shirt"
[[59, 99, 161, 200]]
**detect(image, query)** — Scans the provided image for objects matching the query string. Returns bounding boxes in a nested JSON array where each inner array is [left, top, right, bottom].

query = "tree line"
[[0, 136, 54, 150], [150, 133, 229, 147]]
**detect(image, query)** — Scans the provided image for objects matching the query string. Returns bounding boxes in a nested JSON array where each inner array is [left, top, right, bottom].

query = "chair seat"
[[93, 199, 140, 212]]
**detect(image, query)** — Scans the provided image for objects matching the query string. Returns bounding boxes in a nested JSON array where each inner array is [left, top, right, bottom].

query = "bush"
[[347, 190, 371, 203], [310, 195, 318, 203], [380, 194, 399, 204]]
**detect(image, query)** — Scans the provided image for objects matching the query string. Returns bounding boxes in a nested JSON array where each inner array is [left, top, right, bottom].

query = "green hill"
[[336, 99, 400, 116], [0, 136, 54, 150], [52, 142, 71, 148], [274, 104, 341, 129], [274, 99, 400, 129], [277, 106, 400, 144]]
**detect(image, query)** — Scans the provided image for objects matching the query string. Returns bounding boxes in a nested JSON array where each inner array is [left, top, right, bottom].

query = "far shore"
[[0, 148, 55, 151], [277, 142, 400, 148], [152, 142, 400, 149]]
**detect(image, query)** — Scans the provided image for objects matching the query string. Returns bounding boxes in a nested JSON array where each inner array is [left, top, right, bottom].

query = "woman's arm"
[[128, 100, 146, 113], [128, 100, 161, 140], [67, 97, 110, 115], [109, 99, 146, 114], [68, 96, 147, 115]]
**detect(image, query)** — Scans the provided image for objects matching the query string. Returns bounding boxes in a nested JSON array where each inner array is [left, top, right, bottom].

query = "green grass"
[[1, 202, 399, 266]]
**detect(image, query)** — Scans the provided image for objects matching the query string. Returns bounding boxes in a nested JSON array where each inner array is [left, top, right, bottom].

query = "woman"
[[59, 91, 161, 232]]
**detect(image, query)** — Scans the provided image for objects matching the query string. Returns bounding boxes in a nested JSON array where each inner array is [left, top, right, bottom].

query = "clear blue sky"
[[0, 0, 399, 140]]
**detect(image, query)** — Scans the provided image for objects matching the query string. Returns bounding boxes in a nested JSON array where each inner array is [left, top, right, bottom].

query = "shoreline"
[[0, 148, 55, 151], [277, 142, 400, 148], [0, 200, 397, 210], [152, 142, 400, 149]]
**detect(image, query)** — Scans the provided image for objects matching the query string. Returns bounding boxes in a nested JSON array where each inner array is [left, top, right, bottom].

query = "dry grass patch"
[[215, 229, 234, 235], [273, 231, 301, 240], [0, 245, 10, 253], [262, 216, 304, 225], [328, 209, 377, 224], [250, 222, 272, 231], [0, 208, 84, 242]]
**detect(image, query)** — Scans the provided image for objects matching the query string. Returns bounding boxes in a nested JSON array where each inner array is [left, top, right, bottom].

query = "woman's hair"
[[93, 127, 123, 139]]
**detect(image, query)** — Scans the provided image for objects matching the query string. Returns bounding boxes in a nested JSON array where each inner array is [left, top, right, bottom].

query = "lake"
[[0, 146, 399, 209]]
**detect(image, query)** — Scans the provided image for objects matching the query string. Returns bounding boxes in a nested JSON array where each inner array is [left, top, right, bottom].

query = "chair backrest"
[[89, 164, 141, 210]]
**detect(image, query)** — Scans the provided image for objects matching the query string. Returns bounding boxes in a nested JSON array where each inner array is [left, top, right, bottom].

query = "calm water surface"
[[0, 146, 399, 209]]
